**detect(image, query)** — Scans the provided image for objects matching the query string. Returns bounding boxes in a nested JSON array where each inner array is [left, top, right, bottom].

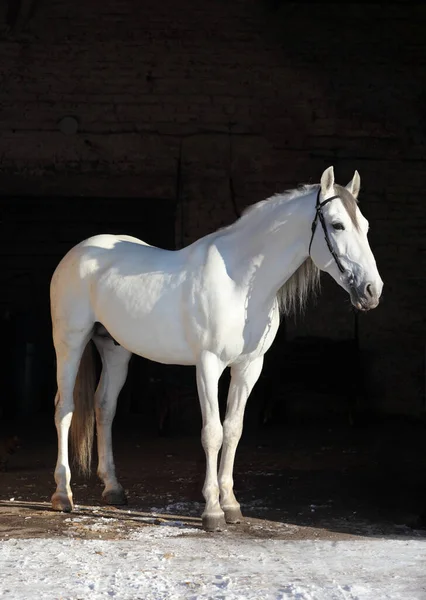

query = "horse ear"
[[320, 166, 335, 197], [346, 170, 361, 200]]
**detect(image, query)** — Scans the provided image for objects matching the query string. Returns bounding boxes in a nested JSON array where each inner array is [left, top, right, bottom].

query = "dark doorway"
[[1, 195, 176, 420]]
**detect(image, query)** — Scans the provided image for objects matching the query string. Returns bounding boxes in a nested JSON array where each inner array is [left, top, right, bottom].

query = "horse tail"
[[70, 341, 96, 477]]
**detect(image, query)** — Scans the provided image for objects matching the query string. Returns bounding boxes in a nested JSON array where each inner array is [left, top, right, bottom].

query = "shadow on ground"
[[1, 415, 426, 541]]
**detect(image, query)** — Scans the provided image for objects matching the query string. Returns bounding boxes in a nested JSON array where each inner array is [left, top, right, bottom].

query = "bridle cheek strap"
[[308, 189, 346, 274]]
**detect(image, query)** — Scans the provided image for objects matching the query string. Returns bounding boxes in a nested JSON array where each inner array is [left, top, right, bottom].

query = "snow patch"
[[1, 527, 425, 599]]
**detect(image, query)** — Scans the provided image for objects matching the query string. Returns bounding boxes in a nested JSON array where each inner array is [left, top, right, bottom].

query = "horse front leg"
[[219, 357, 264, 524], [196, 351, 226, 532]]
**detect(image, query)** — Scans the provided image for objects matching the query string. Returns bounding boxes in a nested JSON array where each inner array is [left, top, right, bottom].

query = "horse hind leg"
[[93, 331, 131, 505], [51, 329, 93, 512]]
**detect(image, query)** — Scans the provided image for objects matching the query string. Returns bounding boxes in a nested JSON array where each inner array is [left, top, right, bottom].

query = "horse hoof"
[[102, 489, 128, 506], [223, 507, 243, 524], [202, 513, 227, 532], [51, 492, 73, 512]]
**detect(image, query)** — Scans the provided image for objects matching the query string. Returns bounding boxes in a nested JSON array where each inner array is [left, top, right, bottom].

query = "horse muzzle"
[[350, 281, 382, 312]]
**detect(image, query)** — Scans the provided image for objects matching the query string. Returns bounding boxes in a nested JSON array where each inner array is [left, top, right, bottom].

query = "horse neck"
[[218, 191, 314, 307]]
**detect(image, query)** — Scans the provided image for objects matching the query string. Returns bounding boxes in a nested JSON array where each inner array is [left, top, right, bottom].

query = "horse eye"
[[332, 222, 345, 231]]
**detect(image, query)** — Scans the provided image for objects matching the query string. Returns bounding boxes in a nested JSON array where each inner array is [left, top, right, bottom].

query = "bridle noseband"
[[308, 188, 346, 274]]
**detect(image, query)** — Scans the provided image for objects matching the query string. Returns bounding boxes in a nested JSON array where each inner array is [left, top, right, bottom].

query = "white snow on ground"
[[1, 523, 425, 600]]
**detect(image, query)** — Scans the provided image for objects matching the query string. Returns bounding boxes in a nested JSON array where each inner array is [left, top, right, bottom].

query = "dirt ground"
[[1, 415, 426, 542]]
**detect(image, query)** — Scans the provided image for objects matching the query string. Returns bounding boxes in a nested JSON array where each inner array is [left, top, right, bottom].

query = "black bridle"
[[308, 188, 346, 274]]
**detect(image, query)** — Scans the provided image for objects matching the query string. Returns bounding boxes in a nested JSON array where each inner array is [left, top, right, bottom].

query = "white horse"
[[50, 166, 383, 531]]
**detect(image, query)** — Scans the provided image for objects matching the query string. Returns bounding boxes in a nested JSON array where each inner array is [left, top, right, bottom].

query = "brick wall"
[[0, 1, 425, 416]]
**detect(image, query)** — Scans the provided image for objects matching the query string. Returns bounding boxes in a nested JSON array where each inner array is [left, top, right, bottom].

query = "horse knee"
[[222, 418, 243, 446], [201, 422, 223, 453]]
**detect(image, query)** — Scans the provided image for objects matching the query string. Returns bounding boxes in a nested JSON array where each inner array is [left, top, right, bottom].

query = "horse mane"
[[238, 184, 321, 315], [239, 184, 318, 222], [236, 182, 358, 315], [277, 257, 321, 316]]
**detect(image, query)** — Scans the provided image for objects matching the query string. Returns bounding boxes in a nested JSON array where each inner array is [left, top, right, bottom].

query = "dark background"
[[0, 1, 425, 434]]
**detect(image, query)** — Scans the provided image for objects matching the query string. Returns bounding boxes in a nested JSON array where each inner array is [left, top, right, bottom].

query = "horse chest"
[[240, 308, 280, 359], [207, 301, 280, 364]]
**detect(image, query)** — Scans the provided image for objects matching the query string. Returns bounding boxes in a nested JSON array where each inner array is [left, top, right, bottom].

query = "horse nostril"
[[366, 283, 374, 298]]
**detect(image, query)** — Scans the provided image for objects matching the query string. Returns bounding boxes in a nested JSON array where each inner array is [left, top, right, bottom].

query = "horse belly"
[[92, 280, 195, 365]]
